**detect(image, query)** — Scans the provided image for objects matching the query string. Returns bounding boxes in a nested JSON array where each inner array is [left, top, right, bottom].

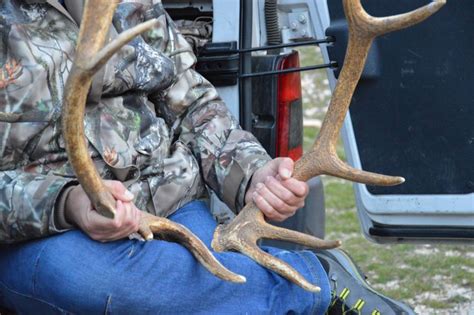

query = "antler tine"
[[212, 202, 341, 292], [291, 151, 405, 186], [62, 0, 246, 283], [241, 243, 321, 292], [86, 18, 159, 74], [213, 0, 445, 292], [141, 213, 246, 283], [347, 0, 447, 37], [264, 225, 342, 249]]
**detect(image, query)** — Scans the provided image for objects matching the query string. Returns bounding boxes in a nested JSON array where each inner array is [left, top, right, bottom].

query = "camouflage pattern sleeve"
[[146, 3, 272, 212], [0, 171, 76, 243], [0, 2, 77, 243]]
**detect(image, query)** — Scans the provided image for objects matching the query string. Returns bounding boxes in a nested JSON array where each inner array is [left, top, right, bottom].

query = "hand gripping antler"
[[212, 0, 446, 292], [62, 0, 245, 284]]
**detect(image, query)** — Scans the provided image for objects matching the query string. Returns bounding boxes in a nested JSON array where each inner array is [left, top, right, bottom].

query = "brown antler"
[[62, 0, 245, 284], [212, 0, 446, 292]]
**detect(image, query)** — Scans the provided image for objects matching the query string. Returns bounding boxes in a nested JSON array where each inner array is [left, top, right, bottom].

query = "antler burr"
[[62, 0, 245, 284], [212, 0, 446, 292]]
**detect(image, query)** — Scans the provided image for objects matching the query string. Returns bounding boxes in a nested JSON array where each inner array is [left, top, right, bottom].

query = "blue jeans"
[[0, 201, 330, 314]]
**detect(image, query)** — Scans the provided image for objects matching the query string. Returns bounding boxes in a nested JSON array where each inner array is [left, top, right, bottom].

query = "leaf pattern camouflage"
[[0, 0, 271, 243], [174, 18, 213, 54]]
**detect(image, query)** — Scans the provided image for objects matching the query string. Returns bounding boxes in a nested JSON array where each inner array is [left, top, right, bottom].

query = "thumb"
[[278, 157, 294, 180]]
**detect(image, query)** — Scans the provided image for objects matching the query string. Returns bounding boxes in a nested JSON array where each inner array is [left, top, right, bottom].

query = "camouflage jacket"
[[0, 0, 271, 243]]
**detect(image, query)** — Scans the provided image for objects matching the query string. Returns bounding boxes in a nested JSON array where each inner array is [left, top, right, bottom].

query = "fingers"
[[253, 175, 309, 222], [66, 182, 141, 242], [104, 180, 134, 202], [267, 176, 308, 202], [276, 176, 309, 198], [109, 201, 140, 239], [253, 192, 288, 222], [245, 157, 296, 205], [86, 200, 141, 242]]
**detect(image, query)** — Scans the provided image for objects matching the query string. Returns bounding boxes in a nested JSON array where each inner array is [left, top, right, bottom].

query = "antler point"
[[235, 275, 247, 283], [308, 285, 321, 293]]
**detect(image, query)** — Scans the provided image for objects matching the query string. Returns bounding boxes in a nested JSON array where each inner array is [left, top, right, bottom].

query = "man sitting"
[[0, 0, 413, 313]]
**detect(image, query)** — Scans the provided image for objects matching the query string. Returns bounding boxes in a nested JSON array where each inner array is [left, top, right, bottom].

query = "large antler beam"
[[62, 0, 141, 219], [212, 0, 446, 292], [62, 0, 245, 284]]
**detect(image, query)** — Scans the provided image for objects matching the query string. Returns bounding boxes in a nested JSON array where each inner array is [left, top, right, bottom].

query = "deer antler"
[[212, 0, 446, 292], [62, 0, 245, 284]]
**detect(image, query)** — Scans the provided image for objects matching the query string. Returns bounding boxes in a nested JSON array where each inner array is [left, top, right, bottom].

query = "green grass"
[[324, 181, 355, 210], [300, 46, 474, 313], [318, 175, 474, 312]]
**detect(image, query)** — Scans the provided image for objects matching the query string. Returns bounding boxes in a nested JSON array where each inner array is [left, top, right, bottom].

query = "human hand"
[[65, 180, 141, 242], [245, 158, 309, 222]]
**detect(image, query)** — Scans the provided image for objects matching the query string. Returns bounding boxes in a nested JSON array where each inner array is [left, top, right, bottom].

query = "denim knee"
[[297, 251, 331, 314], [0, 222, 330, 314]]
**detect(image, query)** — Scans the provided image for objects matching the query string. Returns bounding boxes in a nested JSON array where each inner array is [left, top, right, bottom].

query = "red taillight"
[[276, 51, 303, 161]]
